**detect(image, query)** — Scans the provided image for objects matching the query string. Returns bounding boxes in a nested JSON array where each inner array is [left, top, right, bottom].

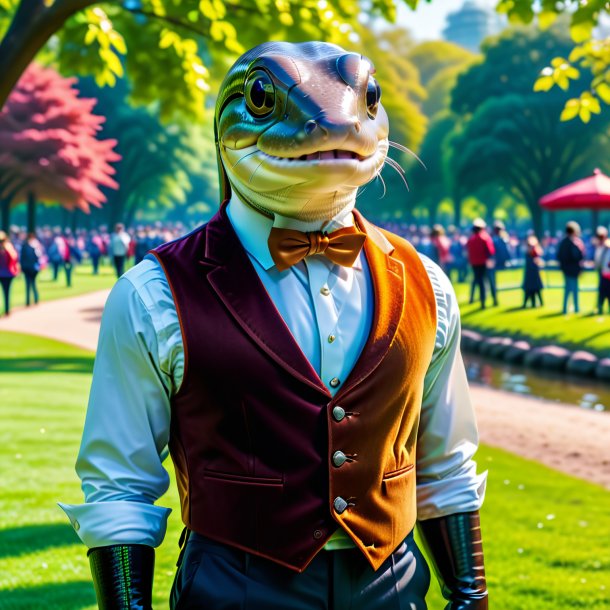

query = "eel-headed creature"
[[215, 41, 389, 222]]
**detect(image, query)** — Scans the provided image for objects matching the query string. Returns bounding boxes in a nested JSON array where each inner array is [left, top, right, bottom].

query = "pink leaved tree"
[[0, 62, 120, 231]]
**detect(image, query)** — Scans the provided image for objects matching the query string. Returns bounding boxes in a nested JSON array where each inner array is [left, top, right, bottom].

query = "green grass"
[[454, 268, 610, 355], [1, 331, 609, 609], [5, 263, 119, 313]]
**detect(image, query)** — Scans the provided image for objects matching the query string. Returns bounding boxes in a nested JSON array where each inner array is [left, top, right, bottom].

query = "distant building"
[[442, 0, 504, 52]]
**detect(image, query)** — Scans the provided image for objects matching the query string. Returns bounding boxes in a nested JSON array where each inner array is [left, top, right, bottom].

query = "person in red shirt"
[[466, 218, 496, 309]]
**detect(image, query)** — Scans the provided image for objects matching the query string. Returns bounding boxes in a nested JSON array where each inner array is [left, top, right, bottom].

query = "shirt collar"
[[226, 195, 360, 271]]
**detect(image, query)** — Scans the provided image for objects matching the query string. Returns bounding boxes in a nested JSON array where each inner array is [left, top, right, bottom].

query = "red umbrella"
[[539, 168, 610, 210]]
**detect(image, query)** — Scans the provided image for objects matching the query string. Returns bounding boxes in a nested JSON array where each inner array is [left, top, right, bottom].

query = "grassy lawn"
[[454, 268, 610, 355], [1, 331, 608, 609], [6, 262, 119, 313]]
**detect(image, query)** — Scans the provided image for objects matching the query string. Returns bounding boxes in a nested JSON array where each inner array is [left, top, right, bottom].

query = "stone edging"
[[461, 329, 610, 381]]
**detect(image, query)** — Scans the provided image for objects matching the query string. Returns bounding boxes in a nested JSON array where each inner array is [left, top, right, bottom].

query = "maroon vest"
[[152, 205, 437, 572]]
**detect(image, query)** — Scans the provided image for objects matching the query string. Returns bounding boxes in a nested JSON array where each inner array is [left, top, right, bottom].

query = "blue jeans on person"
[[563, 275, 579, 314]]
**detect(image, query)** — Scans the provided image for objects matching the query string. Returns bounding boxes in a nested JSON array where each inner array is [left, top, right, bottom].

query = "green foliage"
[[494, 0, 610, 121], [75, 76, 217, 224], [1, 0, 429, 124], [448, 25, 610, 233], [407, 40, 476, 88]]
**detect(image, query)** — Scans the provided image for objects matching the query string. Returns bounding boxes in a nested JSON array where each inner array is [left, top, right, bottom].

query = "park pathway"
[[1, 290, 609, 489], [0, 289, 111, 351]]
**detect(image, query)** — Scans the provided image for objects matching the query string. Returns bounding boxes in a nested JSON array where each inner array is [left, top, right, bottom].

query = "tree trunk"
[[0, 0, 95, 110], [26, 191, 36, 233], [1, 198, 10, 232], [61, 206, 70, 230], [453, 196, 463, 228], [530, 201, 544, 237]]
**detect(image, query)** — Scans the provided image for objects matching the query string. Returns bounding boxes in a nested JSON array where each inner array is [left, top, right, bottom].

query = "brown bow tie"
[[268, 225, 367, 272]]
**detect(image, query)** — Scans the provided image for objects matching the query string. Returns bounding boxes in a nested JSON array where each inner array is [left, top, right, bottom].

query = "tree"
[[77, 76, 205, 226], [406, 0, 610, 123], [408, 111, 455, 224], [0, 0, 413, 117], [0, 62, 119, 231], [448, 26, 610, 234]]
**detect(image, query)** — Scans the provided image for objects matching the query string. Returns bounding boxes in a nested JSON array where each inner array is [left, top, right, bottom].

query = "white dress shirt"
[[60, 197, 486, 549]]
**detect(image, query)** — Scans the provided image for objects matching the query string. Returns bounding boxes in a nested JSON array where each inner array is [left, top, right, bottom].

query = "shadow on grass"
[[0, 357, 93, 374], [0, 523, 80, 559], [2, 581, 95, 609]]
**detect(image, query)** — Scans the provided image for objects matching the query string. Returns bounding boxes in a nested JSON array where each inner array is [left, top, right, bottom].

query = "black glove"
[[418, 510, 488, 610], [88, 544, 155, 609]]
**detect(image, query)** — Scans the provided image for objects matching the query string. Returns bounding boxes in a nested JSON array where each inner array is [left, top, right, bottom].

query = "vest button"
[[332, 451, 347, 467], [313, 529, 324, 540], [332, 406, 346, 421], [329, 377, 340, 388], [333, 496, 349, 514], [320, 286, 331, 296], [328, 334, 336, 343]]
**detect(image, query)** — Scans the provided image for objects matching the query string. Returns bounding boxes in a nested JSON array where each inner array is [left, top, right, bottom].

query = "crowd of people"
[[380, 219, 609, 314], [1, 216, 608, 318], [0, 222, 185, 317]]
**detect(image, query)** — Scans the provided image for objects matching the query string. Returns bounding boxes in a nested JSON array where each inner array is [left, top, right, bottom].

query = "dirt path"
[[0, 289, 110, 351], [1, 290, 609, 490]]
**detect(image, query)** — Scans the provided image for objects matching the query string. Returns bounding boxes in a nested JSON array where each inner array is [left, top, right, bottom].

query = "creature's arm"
[[415, 258, 488, 609], [59, 259, 182, 608]]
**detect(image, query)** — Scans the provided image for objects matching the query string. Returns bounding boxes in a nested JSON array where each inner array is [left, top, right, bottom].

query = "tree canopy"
[[449, 25, 610, 234], [0, 0, 422, 119], [0, 63, 119, 230]]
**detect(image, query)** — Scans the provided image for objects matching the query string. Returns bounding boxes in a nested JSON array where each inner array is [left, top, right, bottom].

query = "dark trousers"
[[24, 270, 39, 306], [0, 276, 13, 315], [598, 275, 610, 314], [91, 254, 100, 275], [523, 290, 543, 308], [113, 255, 126, 278], [64, 262, 73, 287], [171, 531, 430, 610], [470, 265, 487, 308]]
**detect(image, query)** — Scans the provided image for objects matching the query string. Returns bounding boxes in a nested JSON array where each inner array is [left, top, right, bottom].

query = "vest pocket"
[[382, 463, 414, 481], [202, 469, 283, 487], [194, 468, 285, 554]]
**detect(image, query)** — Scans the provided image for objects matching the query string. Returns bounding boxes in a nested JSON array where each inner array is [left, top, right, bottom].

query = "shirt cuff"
[[58, 500, 171, 548], [416, 468, 487, 521]]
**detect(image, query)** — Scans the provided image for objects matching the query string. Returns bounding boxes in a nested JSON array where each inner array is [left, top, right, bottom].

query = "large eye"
[[366, 76, 381, 119], [245, 70, 275, 117]]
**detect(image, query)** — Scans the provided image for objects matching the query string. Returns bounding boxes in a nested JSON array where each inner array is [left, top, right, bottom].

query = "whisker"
[[384, 157, 410, 191], [389, 140, 426, 170], [232, 149, 260, 168], [377, 173, 386, 199], [248, 160, 264, 183], [385, 156, 406, 176]]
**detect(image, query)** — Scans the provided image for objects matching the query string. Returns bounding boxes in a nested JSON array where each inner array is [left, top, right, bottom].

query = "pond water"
[[463, 353, 610, 413]]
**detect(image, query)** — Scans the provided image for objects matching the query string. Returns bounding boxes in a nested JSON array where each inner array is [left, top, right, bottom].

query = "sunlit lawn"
[[7, 261, 120, 312], [0, 331, 609, 609], [454, 267, 610, 355]]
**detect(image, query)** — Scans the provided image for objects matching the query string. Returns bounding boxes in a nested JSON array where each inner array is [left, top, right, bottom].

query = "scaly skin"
[[214, 41, 390, 221]]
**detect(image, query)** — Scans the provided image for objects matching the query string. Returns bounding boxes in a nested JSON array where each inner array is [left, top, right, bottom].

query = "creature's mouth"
[[261, 149, 371, 162]]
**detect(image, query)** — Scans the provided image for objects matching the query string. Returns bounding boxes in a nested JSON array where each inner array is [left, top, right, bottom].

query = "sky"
[[395, 0, 499, 41]]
